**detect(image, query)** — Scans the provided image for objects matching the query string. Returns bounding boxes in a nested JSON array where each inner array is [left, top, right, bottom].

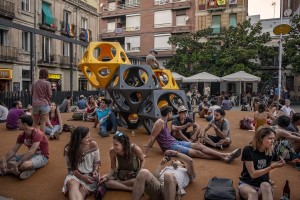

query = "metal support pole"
[[30, 32, 35, 85], [70, 42, 74, 101], [278, 0, 283, 102]]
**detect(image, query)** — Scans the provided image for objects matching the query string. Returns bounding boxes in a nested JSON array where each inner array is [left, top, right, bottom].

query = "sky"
[[248, 0, 280, 19]]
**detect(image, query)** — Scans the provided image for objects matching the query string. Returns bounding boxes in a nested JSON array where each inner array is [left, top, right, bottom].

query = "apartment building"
[[98, 0, 195, 67], [195, 0, 248, 34], [0, 0, 99, 92]]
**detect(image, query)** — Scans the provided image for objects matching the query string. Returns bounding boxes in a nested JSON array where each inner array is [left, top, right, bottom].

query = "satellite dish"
[[185, 16, 189, 21], [100, 3, 103, 8], [284, 9, 292, 16]]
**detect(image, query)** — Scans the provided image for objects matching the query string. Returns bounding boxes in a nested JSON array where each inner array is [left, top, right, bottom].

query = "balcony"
[[0, 0, 15, 19], [60, 21, 76, 38], [0, 46, 18, 62], [99, 26, 141, 39], [37, 53, 59, 65], [101, 2, 140, 18], [207, 0, 226, 12], [172, 25, 191, 34], [38, 14, 57, 32], [154, 0, 191, 10], [79, 28, 92, 42]]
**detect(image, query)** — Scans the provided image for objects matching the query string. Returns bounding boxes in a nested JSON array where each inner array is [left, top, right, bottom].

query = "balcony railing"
[[38, 14, 57, 32], [154, 0, 191, 9], [0, 46, 18, 62], [60, 21, 76, 38], [79, 28, 92, 42], [0, 0, 15, 19], [103, 2, 140, 12], [37, 52, 59, 65], [101, 2, 141, 18]]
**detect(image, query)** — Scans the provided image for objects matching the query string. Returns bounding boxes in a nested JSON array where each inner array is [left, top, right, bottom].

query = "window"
[[22, 70, 31, 79], [42, 36, 51, 61], [107, 19, 115, 32], [21, 0, 30, 12], [42, 2, 54, 26], [63, 10, 71, 23], [0, 29, 8, 46], [81, 18, 88, 29], [126, 14, 140, 31], [176, 10, 187, 26], [125, 36, 140, 51], [154, 10, 172, 28], [63, 42, 70, 56], [154, 34, 171, 50], [108, 2, 116, 11], [22, 31, 30, 51], [229, 13, 237, 27], [211, 15, 221, 34]]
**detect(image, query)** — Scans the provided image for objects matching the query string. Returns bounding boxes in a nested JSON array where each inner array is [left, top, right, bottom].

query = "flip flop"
[[226, 148, 241, 164], [19, 169, 35, 179]]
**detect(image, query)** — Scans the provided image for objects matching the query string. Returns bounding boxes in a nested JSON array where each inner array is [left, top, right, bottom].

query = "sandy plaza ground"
[[0, 110, 299, 200]]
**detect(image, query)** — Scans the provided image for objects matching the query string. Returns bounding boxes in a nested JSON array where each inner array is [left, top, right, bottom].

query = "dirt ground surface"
[[0, 110, 299, 200]]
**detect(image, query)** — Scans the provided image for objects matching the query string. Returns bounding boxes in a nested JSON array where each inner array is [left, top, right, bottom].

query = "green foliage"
[[283, 15, 300, 74], [165, 19, 274, 77]]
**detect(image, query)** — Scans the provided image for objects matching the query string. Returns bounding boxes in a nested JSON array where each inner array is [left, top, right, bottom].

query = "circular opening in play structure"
[[130, 92, 142, 104], [120, 52, 126, 62], [123, 67, 148, 88], [112, 91, 129, 111], [128, 113, 139, 124], [112, 75, 119, 87], [96, 43, 116, 62], [98, 67, 110, 77], [144, 101, 153, 113], [92, 47, 100, 60], [159, 72, 170, 85], [151, 75, 159, 88]]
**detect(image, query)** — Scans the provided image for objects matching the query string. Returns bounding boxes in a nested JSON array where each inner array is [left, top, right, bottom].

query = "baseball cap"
[[150, 49, 158, 54], [178, 105, 188, 113], [80, 95, 84, 98]]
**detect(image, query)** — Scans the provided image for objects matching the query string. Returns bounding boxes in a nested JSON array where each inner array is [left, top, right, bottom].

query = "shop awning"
[[42, 2, 54, 26]]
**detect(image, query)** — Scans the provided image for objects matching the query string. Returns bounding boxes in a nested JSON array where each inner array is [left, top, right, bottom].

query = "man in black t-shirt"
[[171, 105, 202, 142]]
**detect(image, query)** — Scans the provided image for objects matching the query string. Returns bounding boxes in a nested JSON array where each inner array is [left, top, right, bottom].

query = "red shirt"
[[16, 128, 49, 159]]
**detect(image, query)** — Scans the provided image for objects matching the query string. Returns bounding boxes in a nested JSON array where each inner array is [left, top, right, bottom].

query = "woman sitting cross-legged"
[[45, 102, 62, 140], [62, 126, 101, 199], [99, 131, 145, 191]]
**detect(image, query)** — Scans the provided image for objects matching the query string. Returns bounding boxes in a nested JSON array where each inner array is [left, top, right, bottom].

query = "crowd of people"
[[0, 70, 299, 200]]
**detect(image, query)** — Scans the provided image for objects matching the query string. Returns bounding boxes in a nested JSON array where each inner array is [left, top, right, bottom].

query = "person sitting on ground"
[[144, 106, 241, 163], [280, 99, 295, 117], [0, 115, 49, 179], [45, 102, 62, 140], [241, 101, 251, 111], [94, 98, 117, 137], [198, 96, 209, 118], [99, 131, 144, 192], [0, 101, 8, 123], [239, 126, 286, 200], [221, 95, 232, 110], [204, 99, 220, 122], [77, 95, 87, 112], [252, 98, 260, 112], [171, 105, 202, 143], [202, 108, 231, 150], [84, 96, 98, 121], [62, 126, 101, 199], [146, 49, 161, 70], [6, 101, 25, 130], [132, 149, 196, 200], [286, 112, 300, 133], [239, 116, 255, 131], [59, 96, 71, 113], [254, 103, 275, 132], [25, 104, 32, 116]]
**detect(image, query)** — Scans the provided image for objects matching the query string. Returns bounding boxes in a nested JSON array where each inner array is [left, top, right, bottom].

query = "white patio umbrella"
[[183, 72, 221, 82]]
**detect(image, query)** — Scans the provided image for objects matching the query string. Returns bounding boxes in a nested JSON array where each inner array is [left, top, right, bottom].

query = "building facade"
[[98, 0, 196, 67], [0, 0, 99, 92]]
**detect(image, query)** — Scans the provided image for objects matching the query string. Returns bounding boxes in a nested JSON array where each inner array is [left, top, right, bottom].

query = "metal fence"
[[0, 90, 103, 109]]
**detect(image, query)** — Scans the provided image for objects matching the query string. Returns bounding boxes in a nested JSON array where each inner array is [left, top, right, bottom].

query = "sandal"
[[226, 148, 241, 164]]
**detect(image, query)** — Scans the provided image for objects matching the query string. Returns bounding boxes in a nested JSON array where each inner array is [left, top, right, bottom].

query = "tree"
[[165, 19, 274, 77], [283, 15, 300, 74]]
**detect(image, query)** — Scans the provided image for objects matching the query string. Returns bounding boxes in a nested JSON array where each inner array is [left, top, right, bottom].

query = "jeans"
[[45, 125, 61, 135], [99, 112, 117, 137]]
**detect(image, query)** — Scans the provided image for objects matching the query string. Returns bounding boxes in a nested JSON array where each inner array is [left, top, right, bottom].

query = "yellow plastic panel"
[[153, 69, 179, 90]]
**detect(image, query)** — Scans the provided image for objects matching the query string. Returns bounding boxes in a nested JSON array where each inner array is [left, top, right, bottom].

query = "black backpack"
[[204, 177, 236, 200]]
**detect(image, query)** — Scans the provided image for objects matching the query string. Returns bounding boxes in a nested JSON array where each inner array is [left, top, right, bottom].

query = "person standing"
[[204, 84, 211, 97], [31, 68, 52, 133], [0, 101, 9, 123], [146, 49, 161, 69]]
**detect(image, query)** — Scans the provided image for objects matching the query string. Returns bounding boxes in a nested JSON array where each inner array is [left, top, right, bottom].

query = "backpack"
[[204, 177, 236, 200]]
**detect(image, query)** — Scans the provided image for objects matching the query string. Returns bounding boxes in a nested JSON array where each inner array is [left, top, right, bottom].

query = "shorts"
[[208, 135, 231, 146], [14, 153, 48, 169], [32, 105, 50, 115], [170, 141, 192, 155], [238, 181, 260, 192]]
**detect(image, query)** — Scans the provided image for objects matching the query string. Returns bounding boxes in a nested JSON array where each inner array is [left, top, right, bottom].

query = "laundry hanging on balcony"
[[42, 2, 54, 27]]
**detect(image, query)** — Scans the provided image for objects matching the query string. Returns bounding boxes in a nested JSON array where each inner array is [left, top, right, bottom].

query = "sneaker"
[[110, 127, 117, 134], [216, 144, 223, 151], [19, 169, 35, 179], [50, 131, 60, 140], [99, 131, 109, 137]]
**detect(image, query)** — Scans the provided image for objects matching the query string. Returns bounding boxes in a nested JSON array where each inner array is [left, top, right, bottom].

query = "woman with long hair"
[[99, 131, 144, 191], [254, 103, 274, 132], [45, 102, 62, 140], [62, 126, 100, 199], [239, 126, 286, 200], [31, 68, 52, 133], [84, 96, 98, 121]]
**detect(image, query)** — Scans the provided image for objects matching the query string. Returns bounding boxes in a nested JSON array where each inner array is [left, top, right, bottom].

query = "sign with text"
[[48, 74, 61, 79], [0, 69, 12, 80]]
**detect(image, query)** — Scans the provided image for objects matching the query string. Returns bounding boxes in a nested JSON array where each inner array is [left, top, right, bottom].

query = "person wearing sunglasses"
[[132, 149, 195, 200], [99, 131, 144, 192], [144, 106, 241, 164]]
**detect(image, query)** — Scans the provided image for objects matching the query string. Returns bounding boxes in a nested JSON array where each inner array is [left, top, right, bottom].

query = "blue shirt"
[[77, 99, 87, 109], [95, 108, 110, 124]]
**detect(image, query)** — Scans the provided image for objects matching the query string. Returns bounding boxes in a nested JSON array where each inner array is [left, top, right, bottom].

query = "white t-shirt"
[[280, 106, 292, 116], [0, 105, 8, 120]]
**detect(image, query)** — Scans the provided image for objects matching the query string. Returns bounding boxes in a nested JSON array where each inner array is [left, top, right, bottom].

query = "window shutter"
[[154, 10, 172, 27]]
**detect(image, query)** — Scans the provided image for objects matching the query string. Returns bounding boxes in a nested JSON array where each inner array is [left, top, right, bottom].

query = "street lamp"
[[278, 0, 283, 102]]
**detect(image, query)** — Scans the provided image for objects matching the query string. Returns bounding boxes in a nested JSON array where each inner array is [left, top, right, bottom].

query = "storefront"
[[78, 74, 88, 91], [0, 69, 12, 92], [48, 73, 62, 91]]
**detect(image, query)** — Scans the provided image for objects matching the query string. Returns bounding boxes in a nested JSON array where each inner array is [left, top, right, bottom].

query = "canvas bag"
[[204, 177, 236, 200]]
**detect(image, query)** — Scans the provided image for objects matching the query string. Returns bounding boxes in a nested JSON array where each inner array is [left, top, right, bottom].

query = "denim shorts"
[[15, 154, 48, 169], [32, 105, 50, 115], [170, 140, 192, 155]]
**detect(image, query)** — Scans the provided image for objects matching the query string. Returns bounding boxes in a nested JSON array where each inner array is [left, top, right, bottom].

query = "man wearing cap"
[[144, 106, 241, 164], [146, 49, 161, 70], [171, 105, 202, 142], [77, 95, 87, 111]]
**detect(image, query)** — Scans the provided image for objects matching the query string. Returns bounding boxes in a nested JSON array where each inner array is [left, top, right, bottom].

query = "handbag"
[[204, 177, 236, 200], [94, 182, 107, 200], [117, 169, 137, 181]]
